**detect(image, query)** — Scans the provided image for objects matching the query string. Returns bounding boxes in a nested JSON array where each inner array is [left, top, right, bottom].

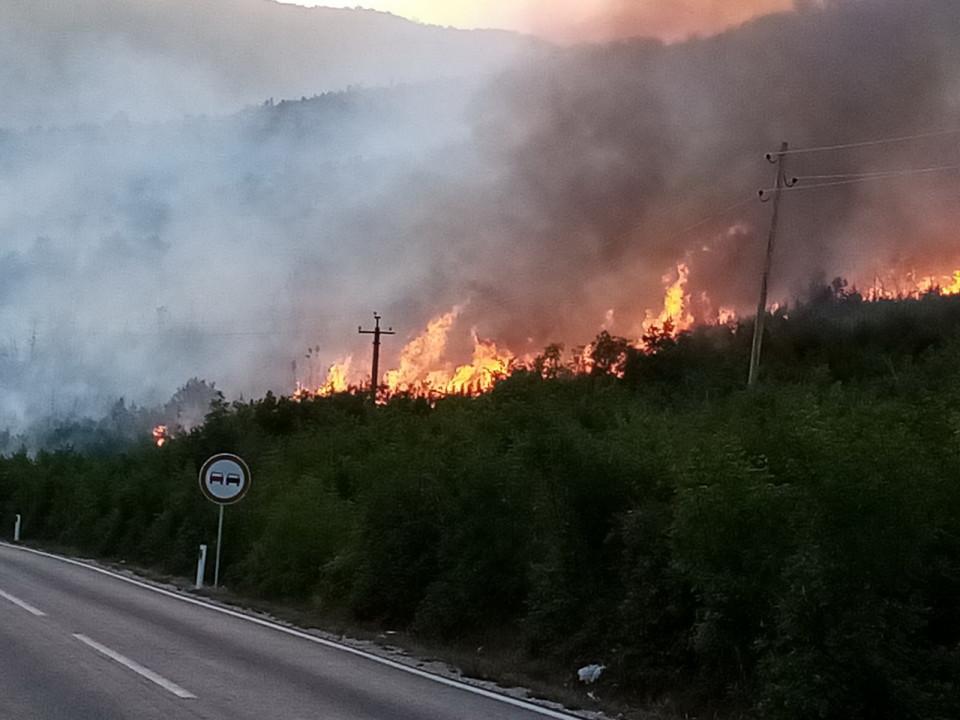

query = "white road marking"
[[0, 543, 581, 719], [0, 588, 46, 616], [73, 633, 196, 699]]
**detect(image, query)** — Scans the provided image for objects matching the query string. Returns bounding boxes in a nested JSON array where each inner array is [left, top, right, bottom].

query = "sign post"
[[198, 453, 251, 589], [214, 507, 225, 587]]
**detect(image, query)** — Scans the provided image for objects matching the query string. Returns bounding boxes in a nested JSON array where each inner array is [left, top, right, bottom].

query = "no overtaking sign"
[[199, 453, 251, 505]]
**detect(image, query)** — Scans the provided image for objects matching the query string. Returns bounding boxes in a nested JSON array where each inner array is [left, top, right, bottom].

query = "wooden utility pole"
[[748, 141, 790, 388], [359, 313, 395, 399]]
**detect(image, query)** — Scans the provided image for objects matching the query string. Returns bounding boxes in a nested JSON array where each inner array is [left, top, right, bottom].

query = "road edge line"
[[0, 543, 584, 719]]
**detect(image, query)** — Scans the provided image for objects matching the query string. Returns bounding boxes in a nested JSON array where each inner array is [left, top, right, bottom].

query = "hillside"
[[0, 81, 479, 430], [2, 0, 959, 442], [3, 290, 960, 719], [0, 0, 539, 128]]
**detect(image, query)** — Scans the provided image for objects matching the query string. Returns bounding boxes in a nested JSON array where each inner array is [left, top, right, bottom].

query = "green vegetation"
[[2, 287, 960, 719]]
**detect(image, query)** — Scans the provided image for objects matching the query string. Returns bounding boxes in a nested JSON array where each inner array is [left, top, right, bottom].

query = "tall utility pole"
[[748, 141, 791, 388], [359, 313, 395, 399]]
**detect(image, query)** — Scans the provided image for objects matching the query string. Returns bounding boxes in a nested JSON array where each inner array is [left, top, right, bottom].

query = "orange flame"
[[438, 333, 514, 396], [865, 269, 960, 301], [918, 270, 960, 297], [716, 306, 739, 326], [288, 262, 960, 403], [639, 263, 695, 340], [152, 424, 168, 447], [321, 355, 353, 394], [384, 309, 513, 397], [294, 355, 356, 400], [383, 308, 460, 392]]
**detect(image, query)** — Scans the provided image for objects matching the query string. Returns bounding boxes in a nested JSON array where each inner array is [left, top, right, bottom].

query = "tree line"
[[1, 286, 959, 719]]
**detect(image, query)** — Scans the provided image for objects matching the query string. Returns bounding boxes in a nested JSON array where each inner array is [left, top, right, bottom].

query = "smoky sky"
[[535, 0, 796, 43], [1, 0, 959, 429], [368, 0, 960, 355], [0, 0, 534, 129], [288, 1, 795, 43]]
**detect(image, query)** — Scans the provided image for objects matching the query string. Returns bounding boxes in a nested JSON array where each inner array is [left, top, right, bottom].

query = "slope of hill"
[[0, 80, 478, 429], [0, 0, 540, 128], [3, 291, 960, 720], [2, 0, 959, 435]]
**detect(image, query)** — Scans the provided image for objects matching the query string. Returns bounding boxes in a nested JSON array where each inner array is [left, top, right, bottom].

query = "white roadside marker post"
[[195, 544, 208, 589], [14, 514, 21, 543]]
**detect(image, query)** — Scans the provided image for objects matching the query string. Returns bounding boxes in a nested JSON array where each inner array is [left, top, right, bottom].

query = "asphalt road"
[[0, 542, 578, 720]]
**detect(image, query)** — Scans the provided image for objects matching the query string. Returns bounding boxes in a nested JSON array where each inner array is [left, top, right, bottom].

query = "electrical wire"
[[770, 128, 960, 157], [759, 163, 960, 196], [793, 168, 953, 181], [671, 197, 755, 237], [615, 194, 755, 255]]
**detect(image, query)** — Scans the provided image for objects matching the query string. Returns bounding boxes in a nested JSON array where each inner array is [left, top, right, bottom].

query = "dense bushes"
[[2, 292, 960, 718]]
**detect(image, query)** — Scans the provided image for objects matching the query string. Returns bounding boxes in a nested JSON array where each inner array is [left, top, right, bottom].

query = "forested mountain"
[[2, 0, 959, 440], [0, 0, 538, 128], [0, 81, 477, 430], [4, 289, 960, 719], [4, 2, 960, 718]]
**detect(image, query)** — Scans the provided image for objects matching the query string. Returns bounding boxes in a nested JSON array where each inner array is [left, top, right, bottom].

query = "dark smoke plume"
[[1, 0, 958, 433], [435, 0, 960, 348]]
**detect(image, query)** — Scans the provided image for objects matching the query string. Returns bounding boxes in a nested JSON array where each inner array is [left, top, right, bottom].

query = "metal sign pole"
[[199, 452, 251, 591], [214, 505, 224, 588]]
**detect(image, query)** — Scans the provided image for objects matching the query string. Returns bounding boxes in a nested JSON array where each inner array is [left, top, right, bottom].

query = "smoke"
[[529, 0, 796, 43], [434, 0, 960, 348], [0, 0, 533, 129], [1, 0, 959, 431], [309, 0, 796, 44], [0, 81, 483, 428]]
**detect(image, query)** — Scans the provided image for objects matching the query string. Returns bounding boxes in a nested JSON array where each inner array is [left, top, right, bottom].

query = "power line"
[[672, 197, 755, 237], [795, 170, 947, 181], [84, 329, 288, 338], [760, 163, 960, 197], [794, 163, 960, 181], [771, 127, 960, 157]]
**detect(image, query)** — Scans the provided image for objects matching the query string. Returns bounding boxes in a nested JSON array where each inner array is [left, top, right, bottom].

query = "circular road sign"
[[199, 453, 252, 505]]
